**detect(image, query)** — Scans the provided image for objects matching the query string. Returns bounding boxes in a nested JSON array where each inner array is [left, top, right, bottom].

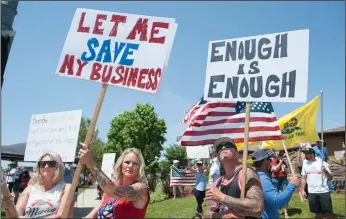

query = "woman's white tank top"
[[24, 181, 65, 218]]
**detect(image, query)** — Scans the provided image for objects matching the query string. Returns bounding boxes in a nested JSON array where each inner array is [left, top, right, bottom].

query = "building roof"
[[320, 126, 345, 134]]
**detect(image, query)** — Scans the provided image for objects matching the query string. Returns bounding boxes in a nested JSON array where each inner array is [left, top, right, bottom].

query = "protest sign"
[[24, 110, 82, 162], [101, 153, 116, 179], [204, 29, 309, 103], [56, 8, 177, 94], [186, 146, 210, 159]]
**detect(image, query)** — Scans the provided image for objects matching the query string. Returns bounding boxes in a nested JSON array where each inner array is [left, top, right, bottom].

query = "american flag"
[[266, 149, 275, 157], [170, 166, 195, 186], [181, 97, 207, 124], [179, 97, 282, 146]]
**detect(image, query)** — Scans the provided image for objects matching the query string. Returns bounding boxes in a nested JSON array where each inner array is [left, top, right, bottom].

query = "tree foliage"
[[164, 144, 188, 167], [77, 117, 105, 167], [105, 103, 167, 165]]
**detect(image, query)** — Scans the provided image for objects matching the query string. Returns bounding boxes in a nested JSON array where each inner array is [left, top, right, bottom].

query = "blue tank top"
[[195, 172, 206, 191]]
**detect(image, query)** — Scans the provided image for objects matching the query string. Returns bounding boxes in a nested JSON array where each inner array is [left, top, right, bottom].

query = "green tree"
[[77, 117, 105, 167], [105, 103, 167, 191], [164, 144, 188, 167]]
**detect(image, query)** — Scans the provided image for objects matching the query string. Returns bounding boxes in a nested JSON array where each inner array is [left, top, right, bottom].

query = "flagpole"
[[320, 90, 324, 185]]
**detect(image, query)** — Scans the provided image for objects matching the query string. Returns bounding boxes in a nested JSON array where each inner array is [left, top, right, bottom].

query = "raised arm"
[[78, 143, 149, 203], [271, 160, 282, 172], [88, 164, 149, 202], [187, 163, 197, 175]]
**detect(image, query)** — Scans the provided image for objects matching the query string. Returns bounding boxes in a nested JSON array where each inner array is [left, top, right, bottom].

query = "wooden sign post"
[[61, 84, 108, 218], [240, 102, 251, 199]]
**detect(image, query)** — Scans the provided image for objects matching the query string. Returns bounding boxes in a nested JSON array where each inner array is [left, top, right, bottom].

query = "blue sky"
[[2, 1, 345, 153]]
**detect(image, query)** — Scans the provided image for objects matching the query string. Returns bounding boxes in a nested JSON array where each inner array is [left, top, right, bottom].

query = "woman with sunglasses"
[[78, 143, 150, 219], [5, 152, 73, 218], [188, 159, 212, 217]]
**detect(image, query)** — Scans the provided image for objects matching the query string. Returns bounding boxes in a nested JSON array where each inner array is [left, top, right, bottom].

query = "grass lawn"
[[146, 193, 345, 218]]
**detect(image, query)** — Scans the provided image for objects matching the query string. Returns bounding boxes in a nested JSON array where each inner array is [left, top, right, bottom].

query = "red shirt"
[[271, 159, 287, 178], [97, 191, 149, 219]]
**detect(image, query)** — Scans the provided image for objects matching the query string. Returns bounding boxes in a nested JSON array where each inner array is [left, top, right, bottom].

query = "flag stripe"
[[193, 116, 278, 127], [180, 99, 282, 146], [181, 135, 282, 146]]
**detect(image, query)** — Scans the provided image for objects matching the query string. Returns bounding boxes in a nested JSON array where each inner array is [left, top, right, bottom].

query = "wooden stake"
[[281, 140, 304, 201], [240, 102, 251, 199], [1, 184, 18, 218], [61, 83, 108, 218]]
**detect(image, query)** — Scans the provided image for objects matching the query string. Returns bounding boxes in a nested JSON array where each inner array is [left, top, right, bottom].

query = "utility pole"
[[1, 1, 19, 89]]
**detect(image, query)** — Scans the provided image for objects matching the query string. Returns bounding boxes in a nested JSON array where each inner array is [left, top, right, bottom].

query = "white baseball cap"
[[173, 160, 179, 164]]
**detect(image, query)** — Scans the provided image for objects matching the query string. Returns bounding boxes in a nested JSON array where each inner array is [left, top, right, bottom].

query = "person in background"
[[171, 160, 184, 199], [312, 141, 334, 192], [5, 163, 17, 194], [79, 145, 150, 219], [265, 149, 276, 178], [204, 137, 264, 219], [188, 160, 212, 217], [270, 151, 290, 218], [88, 172, 93, 188], [301, 147, 334, 219], [13, 166, 24, 204], [4, 152, 73, 218], [20, 169, 31, 193], [252, 150, 300, 219], [208, 153, 221, 184]]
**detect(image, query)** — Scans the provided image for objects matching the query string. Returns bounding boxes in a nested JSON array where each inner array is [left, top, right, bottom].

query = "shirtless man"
[[204, 137, 264, 218]]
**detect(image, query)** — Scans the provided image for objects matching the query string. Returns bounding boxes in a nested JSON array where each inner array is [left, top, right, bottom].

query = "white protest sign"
[[204, 29, 309, 103], [56, 8, 178, 94], [24, 110, 82, 162], [101, 153, 116, 179], [186, 146, 210, 159]]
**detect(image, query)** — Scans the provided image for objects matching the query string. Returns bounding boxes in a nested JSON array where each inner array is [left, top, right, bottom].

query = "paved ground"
[[73, 185, 101, 218]]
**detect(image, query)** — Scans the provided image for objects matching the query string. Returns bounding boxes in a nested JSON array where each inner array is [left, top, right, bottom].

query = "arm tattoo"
[[219, 169, 264, 218], [89, 166, 147, 201]]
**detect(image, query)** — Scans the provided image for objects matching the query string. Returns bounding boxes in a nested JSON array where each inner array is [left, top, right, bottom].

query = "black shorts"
[[308, 192, 333, 213]]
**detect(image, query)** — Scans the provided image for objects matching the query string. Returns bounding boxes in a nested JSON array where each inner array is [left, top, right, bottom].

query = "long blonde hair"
[[113, 148, 147, 185], [29, 152, 64, 186]]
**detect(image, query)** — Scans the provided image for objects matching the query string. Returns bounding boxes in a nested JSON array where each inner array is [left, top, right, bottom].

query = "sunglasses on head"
[[38, 161, 57, 168], [216, 142, 236, 154]]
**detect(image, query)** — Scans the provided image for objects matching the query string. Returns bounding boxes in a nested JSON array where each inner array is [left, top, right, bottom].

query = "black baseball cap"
[[252, 150, 270, 162]]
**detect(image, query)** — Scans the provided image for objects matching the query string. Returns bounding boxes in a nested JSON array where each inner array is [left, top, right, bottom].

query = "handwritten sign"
[[24, 110, 82, 162], [56, 8, 178, 93], [204, 29, 309, 103], [101, 153, 116, 179], [186, 146, 210, 159]]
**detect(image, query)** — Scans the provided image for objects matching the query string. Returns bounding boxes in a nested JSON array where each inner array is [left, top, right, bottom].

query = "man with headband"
[[204, 137, 264, 218]]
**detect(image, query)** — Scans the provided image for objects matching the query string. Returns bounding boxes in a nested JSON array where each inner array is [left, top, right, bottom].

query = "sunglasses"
[[38, 161, 57, 168], [216, 142, 236, 154], [196, 163, 202, 166]]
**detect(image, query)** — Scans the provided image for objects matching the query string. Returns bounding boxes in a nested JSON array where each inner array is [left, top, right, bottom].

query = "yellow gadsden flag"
[[261, 96, 320, 149]]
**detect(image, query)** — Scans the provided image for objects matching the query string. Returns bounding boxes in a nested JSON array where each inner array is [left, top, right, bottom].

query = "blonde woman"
[[9, 152, 72, 218], [78, 144, 150, 219]]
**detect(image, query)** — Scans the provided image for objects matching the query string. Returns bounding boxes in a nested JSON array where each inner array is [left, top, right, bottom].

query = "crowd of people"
[[1, 137, 336, 219]]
